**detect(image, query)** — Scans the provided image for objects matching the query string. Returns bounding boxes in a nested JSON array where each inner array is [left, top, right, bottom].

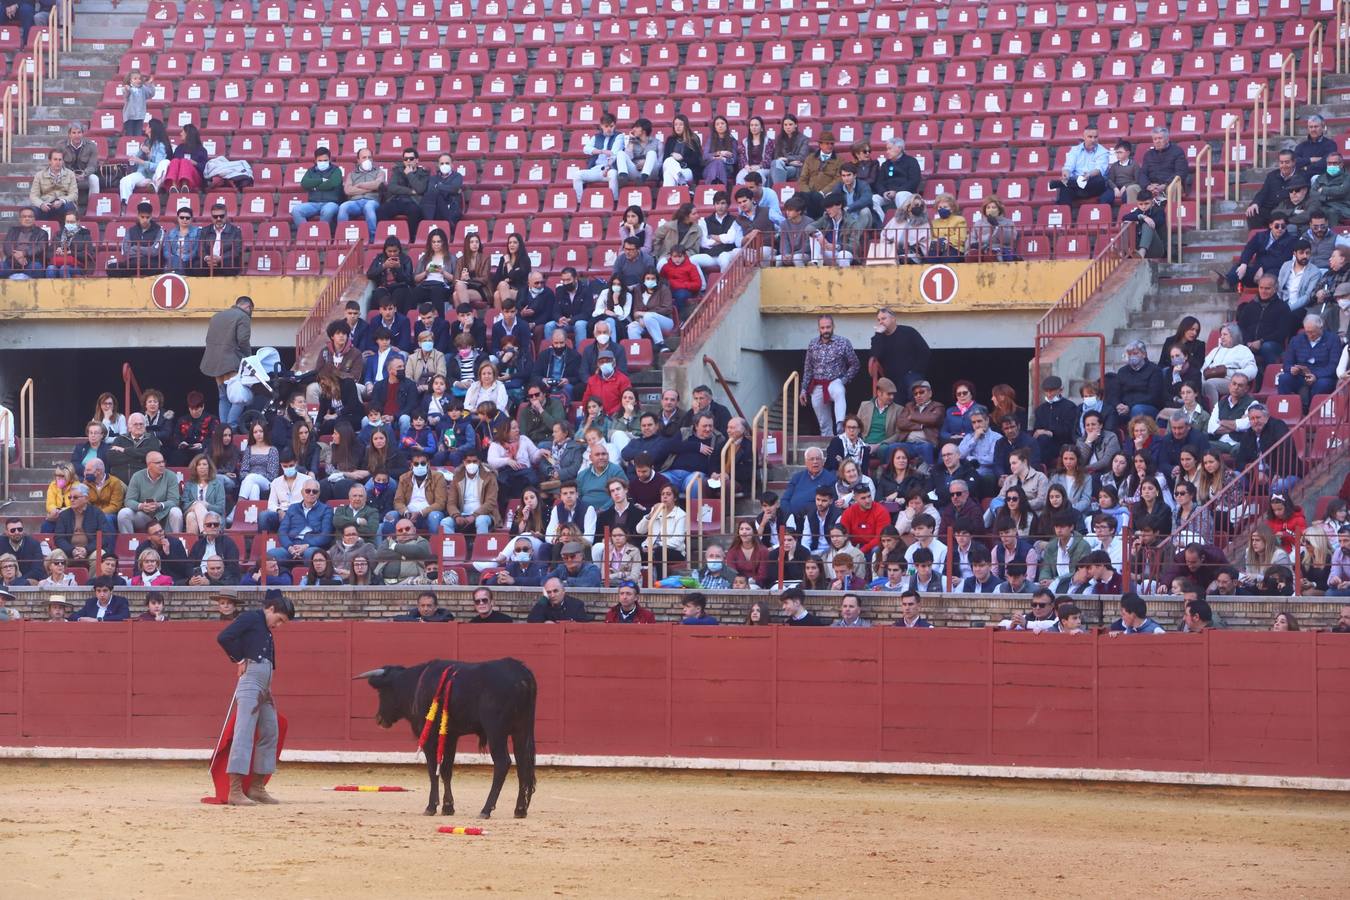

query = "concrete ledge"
[[3, 746, 1345, 792]]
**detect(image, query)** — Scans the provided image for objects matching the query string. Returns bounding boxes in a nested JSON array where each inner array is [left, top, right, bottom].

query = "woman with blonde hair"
[[130, 548, 175, 587], [41, 461, 77, 534], [180, 453, 226, 535], [1229, 524, 1290, 587], [38, 550, 78, 588], [925, 193, 966, 261]]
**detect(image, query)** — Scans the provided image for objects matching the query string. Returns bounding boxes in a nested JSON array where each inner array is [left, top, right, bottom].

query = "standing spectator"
[[163, 123, 208, 193], [422, 152, 465, 233], [767, 114, 810, 187], [871, 138, 922, 225], [1051, 126, 1112, 205], [1105, 141, 1142, 207], [1294, 114, 1336, 176], [292, 146, 342, 235], [338, 147, 384, 239], [382, 148, 429, 234], [871, 307, 930, 394], [61, 121, 100, 196], [107, 200, 163, 277], [800, 314, 860, 437], [2, 206, 48, 278], [573, 113, 624, 202], [45, 209, 94, 279], [29, 149, 77, 222], [120, 71, 155, 136], [703, 115, 742, 186], [1244, 150, 1298, 229], [198, 203, 244, 276], [200, 296, 253, 427], [1139, 127, 1190, 198], [118, 118, 171, 208], [660, 114, 703, 188]]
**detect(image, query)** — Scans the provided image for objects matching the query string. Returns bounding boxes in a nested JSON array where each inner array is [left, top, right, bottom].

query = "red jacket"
[[604, 602, 656, 623], [582, 369, 632, 415], [1266, 510, 1306, 554], [841, 501, 893, 553], [660, 258, 703, 293]]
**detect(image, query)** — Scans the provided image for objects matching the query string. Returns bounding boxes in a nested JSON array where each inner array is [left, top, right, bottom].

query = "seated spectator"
[[625, 269, 677, 354], [267, 479, 333, 566], [393, 591, 455, 622], [614, 117, 661, 187], [662, 413, 721, 493], [831, 593, 871, 627], [491, 234, 531, 311], [29, 148, 77, 221], [612, 234, 656, 290], [1244, 149, 1299, 229], [422, 152, 465, 233], [291, 145, 342, 235], [779, 587, 825, 625], [774, 195, 819, 266], [117, 118, 170, 208], [1308, 250, 1350, 335], [796, 132, 843, 219], [338, 147, 385, 239], [958, 548, 1004, 593], [653, 202, 703, 268], [967, 198, 1019, 262], [450, 233, 492, 311], [3, 205, 48, 279], [1140, 127, 1190, 200], [517, 270, 556, 336], [367, 237, 416, 316], [1200, 325, 1258, 409], [527, 576, 591, 622], [370, 357, 418, 434], [737, 115, 773, 187], [659, 247, 703, 316], [1278, 239, 1325, 312], [186, 555, 235, 588], [1237, 276, 1296, 373], [390, 450, 447, 535], [813, 194, 861, 267], [767, 114, 810, 188], [1312, 153, 1350, 225], [135, 591, 168, 622], [36, 549, 76, 588], [1106, 140, 1142, 207], [69, 577, 131, 622], [129, 547, 175, 587], [369, 296, 414, 355], [732, 187, 777, 262], [1123, 191, 1167, 259], [163, 123, 207, 193], [581, 348, 632, 416], [741, 170, 785, 226], [1009, 587, 1062, 631], [197, 203, 244, 276], [1051, 125, 1112, 204], [1294, 114, 1336, 176], [604, 581, 656, 623], [1272, 181, 1322, 237], [637, 483, 688, 573], [894, 590, 933, 627], [374, 517, 432, 584], [1108, 341, 1167, 423], [444, 452, 500, 535], [117, 450, 182, 533], [549, 540, 602, 588], [871, 138, 922, 224], [925, 194, 966, 262], [382, 148, 429, 234], [62, 121, 99, 196], [660, 113, 703, 188], [242, 557, 290, 587], [680, 592, 719, 625], [162, 207, 201, 275], [573, 113, 624, 202], [1109, 593, 1166, 634]]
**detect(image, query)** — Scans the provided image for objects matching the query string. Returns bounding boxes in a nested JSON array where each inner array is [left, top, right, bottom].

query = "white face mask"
[[600, 363, 615, 377], [596, 333, 610, 345], [359, 159, 373, 172], [644, 279, 657, 289], [465, 462, 479, 476], [64, 223, 78, 233], [1339, 297, 1350, 310], [315, 160, 330, 171], [439, 163, 453, 175]]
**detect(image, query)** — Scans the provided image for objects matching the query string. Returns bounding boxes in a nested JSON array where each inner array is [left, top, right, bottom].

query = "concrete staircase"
[[2, 436, 83, 531]]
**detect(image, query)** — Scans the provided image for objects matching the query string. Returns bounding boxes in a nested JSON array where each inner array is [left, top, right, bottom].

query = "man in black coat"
[[1234, 403, 1303, 494], [620, 413, 677, 473], [1223, 215, 1297, 290], [1139, 126, 1190, 196], [143, 521, 191, 583], [1236, 276, 1295, 373], [1243, 149, 1298, 228], [188, 514, 243, 583], [532, 328, 584, 402], [1106, 341, 1168, 425], [1293, 114, 1336, 177], [526, 576, 590, 622], [870, 307, 931, 394], [1030, 375, 1080, 463], [4, 517, 47, 580], [369, 358, 420, 431], [679, 385, 733, 436], [393, 591, 456, 622]]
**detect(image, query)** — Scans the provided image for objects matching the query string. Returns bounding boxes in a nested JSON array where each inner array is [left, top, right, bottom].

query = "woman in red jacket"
[[725, 520, 770, 586]]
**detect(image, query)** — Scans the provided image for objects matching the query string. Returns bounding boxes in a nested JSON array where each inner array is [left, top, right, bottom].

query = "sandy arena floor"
[[1, 760, 1347, 898]]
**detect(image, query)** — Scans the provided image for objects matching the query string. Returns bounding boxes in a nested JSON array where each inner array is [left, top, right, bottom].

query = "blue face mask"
[[420, 341, 434, 353], [936, 207, 952, 219], [412, 463, 428, 477], [1328, 166, 1343, 177], [599, 363, 615, 377], [283, 465, 297, 478], [706, 559, 724, 572]]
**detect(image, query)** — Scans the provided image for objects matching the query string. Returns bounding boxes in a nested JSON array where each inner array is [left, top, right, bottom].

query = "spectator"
[[1237, 275, 1295, 371], [162, 206, 201, 275], [330, 522, 376, 582], [1308, 250, 1350, 335], [1105, 140, 1142, 207], [44, 208, 94, 278], [1140, 127, 1190, 198], [61, 121, 99, 196], [95, 392, 129, 440], [382, 147, 429, 234], [422, 152, 465, 232], [527, 576, 590, 623], [29, 149, 77, 222], [581, 349, 632, 416], [741, 170, 785, 227], [872, 138, 923, 224], [850, 141, 879, 187], [1235, 404, 1301, 496], [491, 233, 531, 311], [119, 70, 155, 136], [610, 116, 658, 187], [1278, 313, 1342, 412], [967, 198, 1019, 261], [292, 146, 342, 235], [611, 235, 655, 292], [800, 314, 860, 437], [338, 147, 385, 239], [367, 237, 415, 316], [604, 581, 656, 623], [732, 187, 776, 262], [1305, 214, 1338, 271], [737, 115, 774, 186], [1312, 153, 1350, 225], [1109, 593, 1166, 634], [679, 593, 719, 625], [83, 457, 124, 533], [797, 132, 843, 219], [445, 452, 500, 535], [267, 479, 332, 566], [1037, 511, 1091, 585], [550, 538, 603, 588], [389, 450, 447, 535], [925, 194, 967, 261], [653, 202, 703, 269], [2, 205, 48, 278], [573, 112, 624, 202], [575, 445, 625, 512], [662, 413, 722, 493], [841, 483, 890, 554], [53, 483, 101, 567], [1123, 190, 1167, 259], [625, 268, 677, 354], [779, 587, 825, 626], [374, 517, 432, 584], [813, 194, 861, 267], [692, 191, 744, 272], [1108, 340, 1168, 423], [894, 590, 933, 627], [117, 118, 170, 208], [68, 577, 131, 622], [767, 114, 810, 187], [370, 357, 418, 434], [198, 203, 244, 276], [636, 483, 688, 573], [1272, 180, 1321, 236], [392, 591, 455, 622], [3, 519, 43, 581], [1200, 325, 1258, 409], [1294, 114, 1336, 176], [681, 385, 734, 437], [1031, 376, 1079, 463], [660, 113, 703, 188], [136, 591, 168, 622], [831, 593, 871, 627], [465, 587, 513, 623], [1278, 239, 1325, 312], [188, 514, 241, 583], [117, 450, 183, 533], [1244, 149, 1299, 228], [891, 380, 943, 466], [1052, 126, 1112, 204], [163, 123, 207, 193], [179, 453, 225, 535]]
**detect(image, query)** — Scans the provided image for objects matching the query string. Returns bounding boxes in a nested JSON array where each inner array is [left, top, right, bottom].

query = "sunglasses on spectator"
[[178, 213, 192, 220], [1031, 602, 1051, 608], [211, 213, 225, 220], [7, 527, 23, 534], [302, 488, 319, 494], [474, 598, 491, 605], [527, 392, 541, 398], [950, 490, 966, 496]]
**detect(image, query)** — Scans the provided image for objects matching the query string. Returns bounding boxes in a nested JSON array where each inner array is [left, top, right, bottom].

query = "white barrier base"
[[2, 746, 1346, 792]]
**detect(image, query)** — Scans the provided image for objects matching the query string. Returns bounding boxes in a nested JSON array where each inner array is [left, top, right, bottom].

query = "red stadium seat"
[[471, 533, 511, 561]]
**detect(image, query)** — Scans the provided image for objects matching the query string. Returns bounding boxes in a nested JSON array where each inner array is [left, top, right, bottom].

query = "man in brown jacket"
[[29, 149, 78, 221], [892, 379, 945, 466], [797, 131, 844, 219], [444, 451, 501, 535], [856, 377, 904, 455], [392, 450, 448, 534]]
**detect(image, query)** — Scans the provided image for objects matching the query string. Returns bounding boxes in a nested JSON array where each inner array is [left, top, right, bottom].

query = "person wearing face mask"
[[382, 148, 429, 234], [582, 349, 633, 416], [45, 209, 94, 278], [1106, 340, 1168, 427], [517, 271, 555, 333], [292, 146, 343, 236], [591, 277, 631, 347], [1307, 249, 1350, 340], [1030, 375, 1080, 463], [543, 266, 598, 345], [445, 452, 501, 535], [625, 268, 676, 353], [1312, 151, 1350, 223], [484, 537, 547, 587], [338, 147, 385, 239], [259, 449, 304, 534], [389, 450, 448, 535], [421, 152, 464, 231]]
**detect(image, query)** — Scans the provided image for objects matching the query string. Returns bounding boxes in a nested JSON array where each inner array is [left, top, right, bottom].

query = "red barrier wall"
[[1, 623, 1348, 778]]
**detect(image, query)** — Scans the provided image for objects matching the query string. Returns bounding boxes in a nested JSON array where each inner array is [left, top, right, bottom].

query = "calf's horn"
[[353, 668, 386, 680]]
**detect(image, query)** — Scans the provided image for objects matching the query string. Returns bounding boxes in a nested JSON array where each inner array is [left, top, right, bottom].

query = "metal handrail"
[[294, 241, 366, 364], [674, 230, 762, 359], [1308, 21, 1325, 107], [17, 378, 34, 471], [684, 474, 705, 574], [1277, 50, 1299, 139], [780, 370, 800, 468], [0, 406, 11, 501], [701, 354, 747, 421], [718, 432, 737, 529], [1251, 82, 1267, 172], [749, 403, 768, 502], [122, 363, 145, 421], [1165, 175, 1184, 263], [1, 81, 11, 164], [1193, 143, 1212, 231], [1339, 0, 1350, 75], [1033, 223, 1134, 339], [1222, 114, 1243, 203]]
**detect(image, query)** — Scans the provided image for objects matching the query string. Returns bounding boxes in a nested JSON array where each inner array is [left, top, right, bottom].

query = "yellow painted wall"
[[759, 261, 1092, 315], [0, 276, 326, 320]]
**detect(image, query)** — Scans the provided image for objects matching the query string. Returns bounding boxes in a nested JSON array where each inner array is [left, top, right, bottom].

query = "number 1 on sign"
[[919, 264, 958, 305]]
